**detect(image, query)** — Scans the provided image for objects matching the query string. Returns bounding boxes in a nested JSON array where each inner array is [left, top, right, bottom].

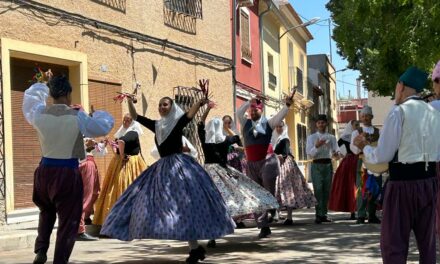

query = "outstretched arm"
[[200, 104, 212, 124], [127, 97, 138, 121], [187, 98, 209, 120]]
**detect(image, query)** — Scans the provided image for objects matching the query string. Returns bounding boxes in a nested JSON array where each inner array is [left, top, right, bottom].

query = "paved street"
[[0, 209, 431, 264]]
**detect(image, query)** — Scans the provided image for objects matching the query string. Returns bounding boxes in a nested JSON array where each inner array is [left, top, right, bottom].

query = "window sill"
[[241, 57, 253, 65]]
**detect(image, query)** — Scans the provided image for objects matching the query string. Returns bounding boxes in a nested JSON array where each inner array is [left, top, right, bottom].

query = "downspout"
[[232, 0, 237, 121], [259, 0, 272, 115]]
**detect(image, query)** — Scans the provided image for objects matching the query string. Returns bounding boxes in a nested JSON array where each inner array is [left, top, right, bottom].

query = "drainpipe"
[[232, 0, 237, 121], [259, 0, 272, 115]]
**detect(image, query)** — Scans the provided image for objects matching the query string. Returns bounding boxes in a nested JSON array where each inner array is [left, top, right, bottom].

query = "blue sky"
[[290, 0, 366, 99]]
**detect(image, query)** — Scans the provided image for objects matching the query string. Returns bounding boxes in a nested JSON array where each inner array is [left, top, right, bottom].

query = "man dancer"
[[354, 66, 440, 263], [306, 115, 340, 224], [236, 93, 294, 238], [23, 73, 114, 264], [350, 106, 384, 224]]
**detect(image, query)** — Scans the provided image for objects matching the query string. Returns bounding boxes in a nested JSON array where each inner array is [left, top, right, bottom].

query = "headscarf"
[[270, 121, 289, 149], [341, 120, 355, 142], [432, 60, 440, 81], [155, 101, 185, 145], [114, 120, 144, 139], [205, 118, 226, 144]]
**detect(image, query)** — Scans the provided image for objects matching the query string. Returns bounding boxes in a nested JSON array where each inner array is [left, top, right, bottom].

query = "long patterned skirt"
[[328, 154, 358, 212], [101, 154, 235, 241], [93, 154, 147, 225], [275, 156, 317, 209], [204, 163, 279, 217]]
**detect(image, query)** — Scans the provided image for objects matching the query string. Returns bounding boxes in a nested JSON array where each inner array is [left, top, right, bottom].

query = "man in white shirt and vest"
[[306, 114, 340, 224], [354, 66, 440, 264], [350, 106, 383, 224]]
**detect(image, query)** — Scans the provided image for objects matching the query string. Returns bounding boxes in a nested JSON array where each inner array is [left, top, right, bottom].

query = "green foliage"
[[326, 0, 440, 95]]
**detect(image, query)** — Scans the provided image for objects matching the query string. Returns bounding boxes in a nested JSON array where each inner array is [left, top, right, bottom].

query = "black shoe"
[[349, 213, 356, 220], [368, 216, 381, 224], [283, 219, 293, 225], [258, 226, 271, 238], [84, 218, 92, 225], [320, 216, 332, 223], [356, 217, 366, 224], [33, 251, 47, 264], [315, 217, 322, 224], [186, 246, 206, 264], [77, 232, 99, 241], [235, 222, 246, 229], [207, 239, 216, 248]]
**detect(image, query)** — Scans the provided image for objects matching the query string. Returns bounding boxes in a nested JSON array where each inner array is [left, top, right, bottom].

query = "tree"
[[327, 0, 440, 95]]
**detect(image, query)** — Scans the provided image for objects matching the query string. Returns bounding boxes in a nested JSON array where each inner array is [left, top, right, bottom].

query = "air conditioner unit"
[[238, 0, 254, 7]]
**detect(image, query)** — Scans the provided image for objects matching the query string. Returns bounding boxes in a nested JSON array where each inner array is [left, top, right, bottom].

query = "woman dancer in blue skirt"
[[101, 81, 235, 264]]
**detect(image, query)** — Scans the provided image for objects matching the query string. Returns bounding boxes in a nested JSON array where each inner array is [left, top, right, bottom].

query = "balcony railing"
[[164, 0, 203, 19], [268, 72, 277, 88]]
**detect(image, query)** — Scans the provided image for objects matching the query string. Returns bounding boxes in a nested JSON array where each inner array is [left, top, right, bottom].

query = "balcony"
[[268, 72, 277, 89]]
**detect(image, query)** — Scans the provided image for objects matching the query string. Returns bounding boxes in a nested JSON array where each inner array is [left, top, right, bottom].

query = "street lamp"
[[279, 17, 320, 39], [329, 68, 348, 76]]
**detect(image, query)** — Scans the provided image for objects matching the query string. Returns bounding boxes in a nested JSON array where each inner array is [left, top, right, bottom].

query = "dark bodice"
[[198, 122, 240, 167], [273, 138, 292, 157], [118, 131, 140, 155], [136, 114, 192, 157], [337, 138, 353, 155]]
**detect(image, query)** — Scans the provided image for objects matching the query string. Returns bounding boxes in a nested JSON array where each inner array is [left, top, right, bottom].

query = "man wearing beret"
[[354, 66, 440, 264]]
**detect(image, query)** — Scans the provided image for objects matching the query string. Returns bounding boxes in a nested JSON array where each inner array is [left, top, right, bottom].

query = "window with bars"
[[164, 0, 203, 19], [296, 67, 303, 95], [296, 123, 307, 161], [240, 8, 252, 62]]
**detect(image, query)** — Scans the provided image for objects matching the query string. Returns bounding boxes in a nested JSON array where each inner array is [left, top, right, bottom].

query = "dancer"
[[354, 66, 440, 264], [306, 115, 340, 224], [328, 120, 360, 220], [101, 81, 235, 264], [236, 92, 294, 238], [198, 105, 279, 246], [77, 138, 107, 241], [93, 114, 147, 226], [23, 73, 114, 264], [272, 120, 316, 225], [222, 115, 246, 173], [350, 106, 386, 224]]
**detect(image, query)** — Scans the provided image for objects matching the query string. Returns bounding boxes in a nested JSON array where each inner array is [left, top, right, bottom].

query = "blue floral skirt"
[[101, 154, 235, 241]]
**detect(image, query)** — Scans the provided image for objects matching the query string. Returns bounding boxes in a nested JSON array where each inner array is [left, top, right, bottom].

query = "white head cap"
[[361, 105, 373, 116]]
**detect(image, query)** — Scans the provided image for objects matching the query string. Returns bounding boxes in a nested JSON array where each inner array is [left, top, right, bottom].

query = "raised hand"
[[285, 87, 296, 106], [198, 79, 210, 99]]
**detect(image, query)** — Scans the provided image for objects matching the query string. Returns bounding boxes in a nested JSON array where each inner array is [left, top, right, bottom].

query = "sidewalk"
[[0, 209, 432, 264]]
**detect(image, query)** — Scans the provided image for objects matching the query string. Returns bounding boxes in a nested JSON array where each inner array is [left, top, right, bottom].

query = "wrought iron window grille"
[[164, 0, 203, 19]]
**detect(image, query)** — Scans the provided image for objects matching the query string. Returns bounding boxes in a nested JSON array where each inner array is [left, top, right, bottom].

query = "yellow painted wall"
[[279, 26, 310, 160], [261, 11, 281, 118]]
